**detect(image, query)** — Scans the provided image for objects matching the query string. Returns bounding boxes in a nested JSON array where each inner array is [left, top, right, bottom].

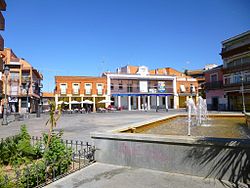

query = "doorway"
[[211, 97, 219, 110]]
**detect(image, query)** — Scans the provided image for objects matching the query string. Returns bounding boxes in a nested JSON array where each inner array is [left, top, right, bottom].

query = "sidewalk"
[[45, 163, 247, 188]]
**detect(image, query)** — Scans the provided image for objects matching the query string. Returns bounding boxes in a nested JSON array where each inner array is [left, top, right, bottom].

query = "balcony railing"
[[60, 89, 67, 95], [85, 89, 92, 95], [223, 62, 250, 74], [205, 81, 223, 90], [224, 80, 250, 87], [21, 76, 30, 83], [72, 89, 79, 95]]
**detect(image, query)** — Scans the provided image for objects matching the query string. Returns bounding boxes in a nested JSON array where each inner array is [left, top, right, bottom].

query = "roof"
[[204, 65, 223, 73], [55, 76, 106, 81], [186, 69, 204, 75], [222, 30, 250, 44], [43, 92, 54, 98]]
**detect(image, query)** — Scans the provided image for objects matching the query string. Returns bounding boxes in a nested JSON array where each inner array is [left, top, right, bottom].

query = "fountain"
[[186, 96, 209, 136]]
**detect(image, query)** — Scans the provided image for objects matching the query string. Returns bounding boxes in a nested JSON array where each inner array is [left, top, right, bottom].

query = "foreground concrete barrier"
[[91, 132, 250, 184]]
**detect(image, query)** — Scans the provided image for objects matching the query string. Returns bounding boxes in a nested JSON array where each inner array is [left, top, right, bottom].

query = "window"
[[190, 84, 195, 93], [72, 83, 80, 94], [119, 83, 123, 90], [85, 83, 92, 95], [233, 74, 241, 83], [97, 83, 103, 95], [210, 74, 218, 82], [10, 72, 19, 81], [111, 83, 114, 90], [60, 84, 67, 94], [245, 73, 250, 82], [224, 76, 231, 85], [180, 85, 186, 92], [127, 84, 133, 92]]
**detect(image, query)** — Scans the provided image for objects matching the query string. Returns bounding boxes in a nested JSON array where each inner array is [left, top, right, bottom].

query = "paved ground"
[[0, 109, 186, 143], [46, 162, 247, 188]]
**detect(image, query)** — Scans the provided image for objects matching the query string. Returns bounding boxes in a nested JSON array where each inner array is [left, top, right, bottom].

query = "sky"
[[2, 0, 250, 92]]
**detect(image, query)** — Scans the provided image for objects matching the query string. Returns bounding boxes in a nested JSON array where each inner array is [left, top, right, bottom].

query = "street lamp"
[[241, 73, 246, 113], [26, 81, 30, 113], [36, 83, 43, 117], [2, 65, 10, 125]]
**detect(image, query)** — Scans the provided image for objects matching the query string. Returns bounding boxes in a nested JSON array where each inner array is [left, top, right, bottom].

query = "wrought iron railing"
[[0, 136, 96, 188]]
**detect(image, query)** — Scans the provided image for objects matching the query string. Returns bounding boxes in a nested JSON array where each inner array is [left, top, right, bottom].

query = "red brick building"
[[54, 76, 107, 112]]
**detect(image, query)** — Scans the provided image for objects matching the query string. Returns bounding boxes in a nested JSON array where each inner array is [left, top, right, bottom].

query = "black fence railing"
[[205, 81, 223, 90], [0, 136, 96, 188]]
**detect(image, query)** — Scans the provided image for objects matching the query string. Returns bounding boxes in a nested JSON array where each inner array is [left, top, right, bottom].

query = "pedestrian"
[[144, 103, 147, 112], [156, 106, 159, 112]]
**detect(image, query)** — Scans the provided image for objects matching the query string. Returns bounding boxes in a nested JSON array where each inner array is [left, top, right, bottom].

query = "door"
[[212, 97, 218, 110]]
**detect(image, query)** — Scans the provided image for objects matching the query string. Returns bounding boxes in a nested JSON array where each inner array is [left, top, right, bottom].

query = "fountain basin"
[[118, 114, 249, 139], [91, 113, 250, 184]]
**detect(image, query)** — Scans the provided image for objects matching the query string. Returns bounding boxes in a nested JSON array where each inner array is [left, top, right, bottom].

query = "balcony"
[[224, 80, 250, 88], [0, 34, 3, 51], [220, 43, 250, 59], [21, 76, 31, 84], [97, 89, 103, 95], [72, 89, 80, 95], [0, 11, 5, 30], [0, 0, 6, 11], [60, 89, 67, 95], [205, 81, 223, 90], [85, 89, 92, 95], [223, 62, 250, 74]]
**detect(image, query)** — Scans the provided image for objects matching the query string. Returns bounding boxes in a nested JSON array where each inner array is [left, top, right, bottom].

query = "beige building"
[[1, 48, 43, 113]]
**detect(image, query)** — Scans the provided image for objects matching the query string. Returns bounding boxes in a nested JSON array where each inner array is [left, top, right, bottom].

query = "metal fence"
[[0, 136, 96, 188]]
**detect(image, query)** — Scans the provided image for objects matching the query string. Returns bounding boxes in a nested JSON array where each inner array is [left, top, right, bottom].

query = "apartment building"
[[54, 76, 107, 112], [0, 0, 6, 102], [1, 48, 43, 113], [204, 65, 226, 110], [220, 30, 250, 111]]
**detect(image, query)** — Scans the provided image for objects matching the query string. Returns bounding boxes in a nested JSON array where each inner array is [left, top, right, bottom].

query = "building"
[[54, 76, 107, 112], [205, 65, 226, 110], [0, 0, 6, 104], [185, 64, 217, 98], [149, 67, 199, 108], [104, 65, 176, 111], [220, 30, 250, 111], [42, 92, 54, 112], [1, 48, 43, 113], [103, 65, 198, 110]]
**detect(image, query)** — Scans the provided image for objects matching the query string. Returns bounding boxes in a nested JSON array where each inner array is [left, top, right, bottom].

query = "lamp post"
[[241, 73, 246, 113], [26, 81, 30, 113], [2, 65, 10, 125], [36, 83, 43, 117]]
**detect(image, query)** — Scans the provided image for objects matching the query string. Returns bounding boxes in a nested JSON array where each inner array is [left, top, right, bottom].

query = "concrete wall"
[[91, 132, 250, 183]]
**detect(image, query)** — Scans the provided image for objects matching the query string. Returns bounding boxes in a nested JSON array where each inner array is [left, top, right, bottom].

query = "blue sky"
[[3, 0, 250, 92]]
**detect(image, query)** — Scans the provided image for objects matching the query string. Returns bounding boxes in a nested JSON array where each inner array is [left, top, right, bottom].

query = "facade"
[[104, 65, 199, 110], [220, 30, 250, 111], [0, 0, 6, 102], [0, 0, 6, 51], [205, 65, 226, 110], [42, 92, 54, 112], [54, 76, 107, 112], [1, 48, 43, 113], [185, 64, 217, 98], [149, 67, 199, 108]]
